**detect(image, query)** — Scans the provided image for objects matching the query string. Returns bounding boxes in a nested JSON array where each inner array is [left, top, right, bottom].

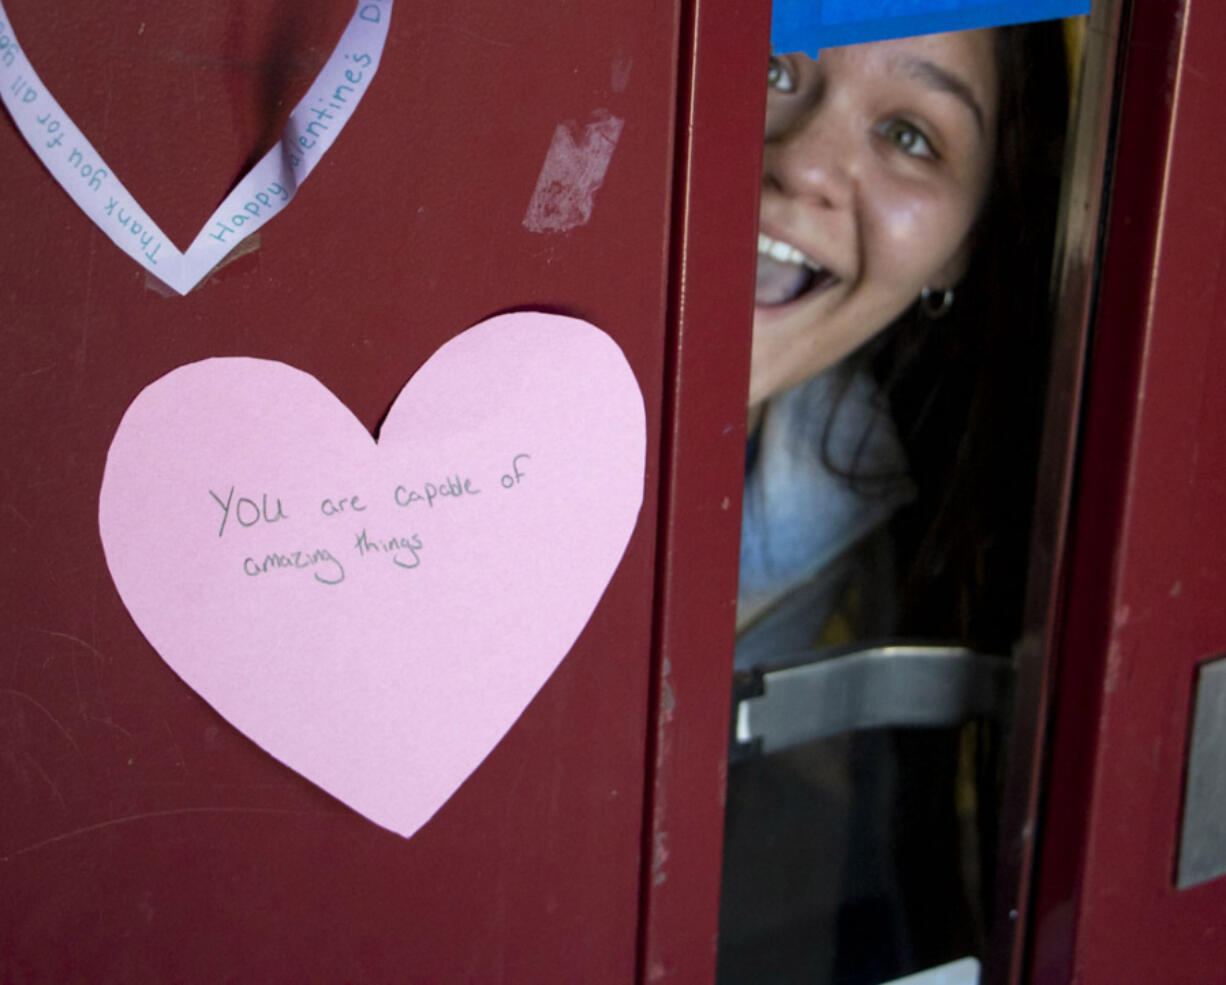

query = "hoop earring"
[[920, 286, 954, 319]]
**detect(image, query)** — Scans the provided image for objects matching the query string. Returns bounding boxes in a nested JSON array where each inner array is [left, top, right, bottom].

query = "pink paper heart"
[[98, 312, 645, 837]]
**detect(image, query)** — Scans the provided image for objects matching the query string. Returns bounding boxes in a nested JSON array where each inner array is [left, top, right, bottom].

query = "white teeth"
[[757, 232, 822, 271]]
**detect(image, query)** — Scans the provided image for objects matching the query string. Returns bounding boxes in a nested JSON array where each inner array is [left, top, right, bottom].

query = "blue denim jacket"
[[736, 366, 914, 670]]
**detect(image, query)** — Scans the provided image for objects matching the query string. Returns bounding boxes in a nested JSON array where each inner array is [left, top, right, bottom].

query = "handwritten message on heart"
[[98, 313, 646, 837], [0, 0, 391, 295]]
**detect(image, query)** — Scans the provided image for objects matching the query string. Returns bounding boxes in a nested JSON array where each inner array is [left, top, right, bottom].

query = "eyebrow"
[[893, 56, 986, 133]]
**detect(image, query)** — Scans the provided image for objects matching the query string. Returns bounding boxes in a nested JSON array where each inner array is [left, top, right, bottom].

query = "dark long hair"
[[831, 28, 1072, 968], [833, 21, 1071, 653]]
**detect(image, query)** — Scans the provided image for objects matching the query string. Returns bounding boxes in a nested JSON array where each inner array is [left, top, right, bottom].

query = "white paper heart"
[[98, 312, 646, 837], [0, 0, 391, 295]]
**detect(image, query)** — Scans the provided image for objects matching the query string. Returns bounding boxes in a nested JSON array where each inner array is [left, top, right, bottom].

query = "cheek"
[[881, 202, 923, 252], [865, 178, 978, 288]]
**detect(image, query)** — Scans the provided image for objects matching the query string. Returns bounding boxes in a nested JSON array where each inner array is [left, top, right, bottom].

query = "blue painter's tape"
[[772, 0, 1089, 56]]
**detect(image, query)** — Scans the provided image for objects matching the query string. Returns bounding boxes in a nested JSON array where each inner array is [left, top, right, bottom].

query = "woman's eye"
[[767, 55, 796, 94], [878, 119, 936, 159]]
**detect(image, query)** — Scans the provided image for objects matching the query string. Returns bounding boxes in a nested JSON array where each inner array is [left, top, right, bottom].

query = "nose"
[[763, 103, 854, 209]]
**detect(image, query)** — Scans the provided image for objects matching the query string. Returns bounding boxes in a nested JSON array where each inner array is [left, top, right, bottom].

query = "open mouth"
[[755, 232, 837, 307]]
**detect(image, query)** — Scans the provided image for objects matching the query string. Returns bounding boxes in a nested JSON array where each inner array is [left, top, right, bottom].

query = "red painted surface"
[[0, 0, 719, 980], [1031, 0, 1226, 981], [636, 0, 767, 979]]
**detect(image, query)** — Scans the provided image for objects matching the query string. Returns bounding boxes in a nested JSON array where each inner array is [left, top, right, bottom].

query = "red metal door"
[[1029, 0, 1226, 981], [0, 0, 765, 981]]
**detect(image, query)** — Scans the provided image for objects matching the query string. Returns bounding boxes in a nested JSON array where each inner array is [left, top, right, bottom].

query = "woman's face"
[[750, 30, 1000, 407]]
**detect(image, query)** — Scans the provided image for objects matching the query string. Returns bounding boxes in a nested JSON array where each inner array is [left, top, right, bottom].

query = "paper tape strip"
[[0, 0, 392, 295]]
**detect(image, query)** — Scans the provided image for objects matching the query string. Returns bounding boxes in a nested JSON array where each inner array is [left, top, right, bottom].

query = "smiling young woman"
[[724, 20, 1070, 983], [737, 23, 1067, 661], [751, 31, 998, 408]]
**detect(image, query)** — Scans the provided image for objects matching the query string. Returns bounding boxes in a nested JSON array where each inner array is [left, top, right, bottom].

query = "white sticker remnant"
[[523, 111, 624, 234], [0, 0, 392, 295]]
